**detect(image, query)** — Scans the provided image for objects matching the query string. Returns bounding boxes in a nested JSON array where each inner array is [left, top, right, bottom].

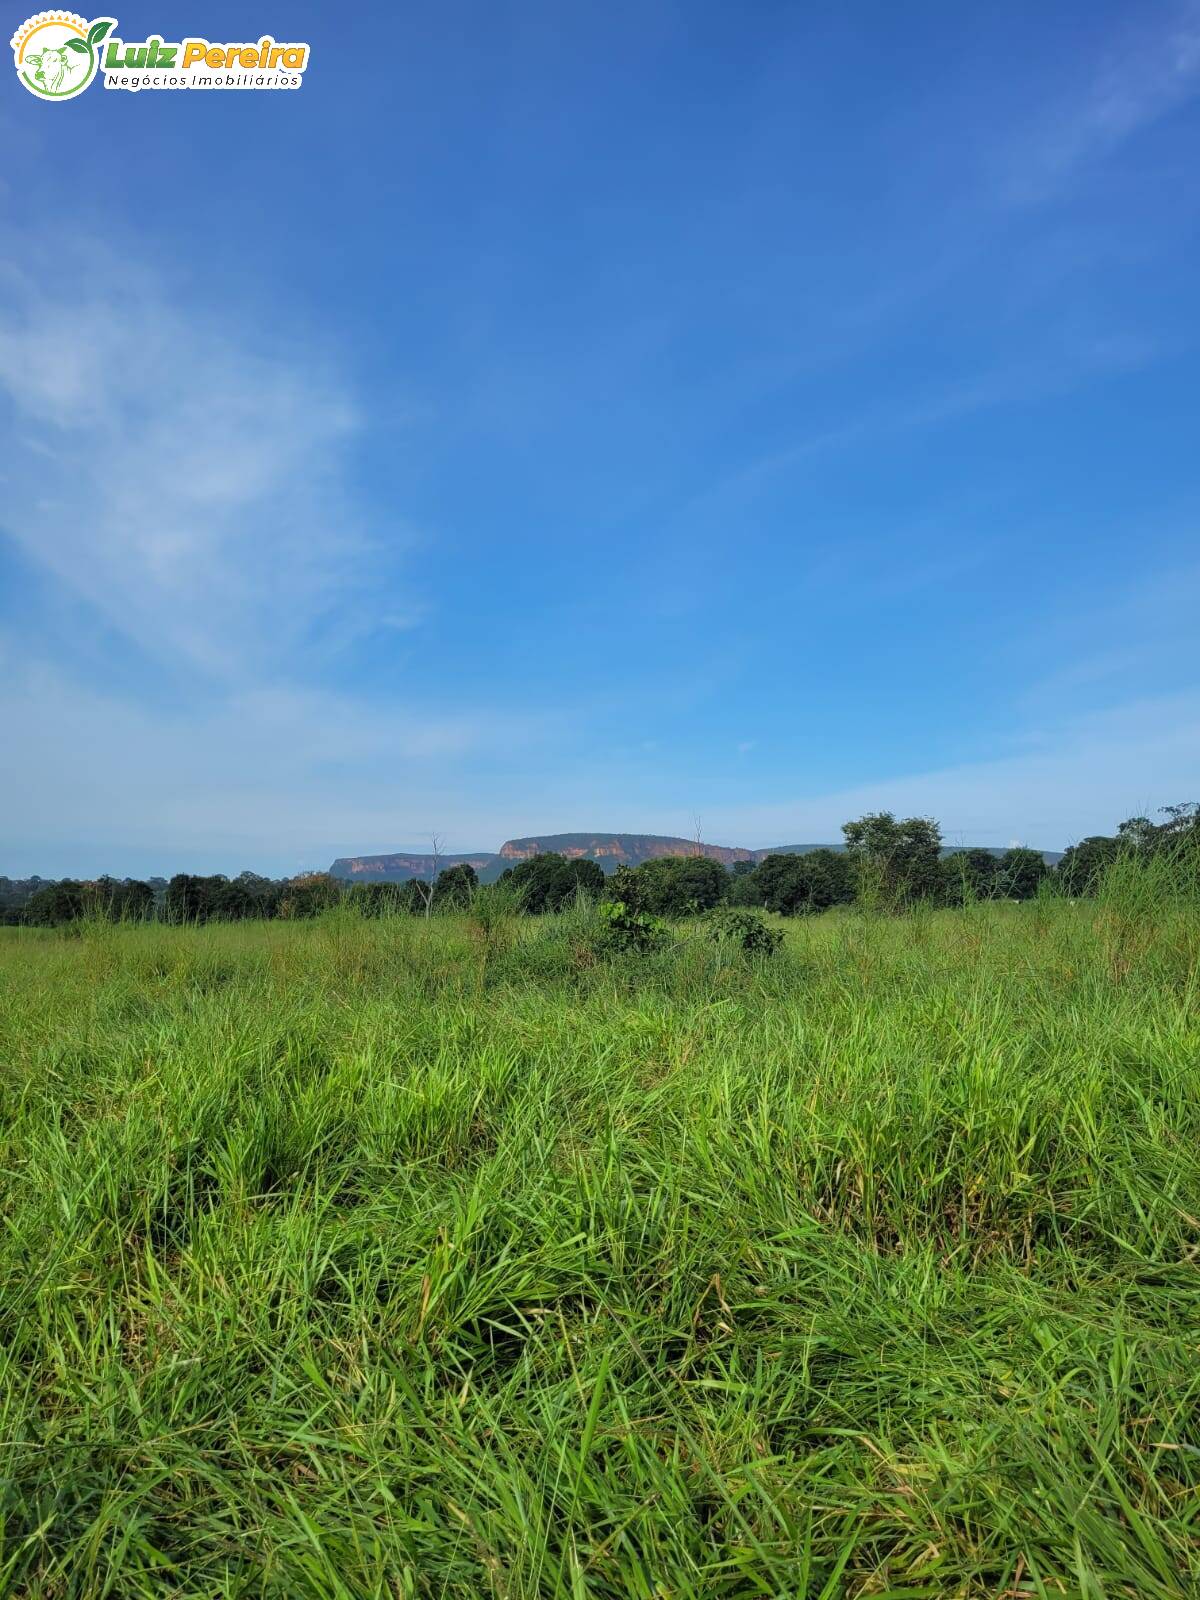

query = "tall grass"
[[1, 857, 1198, 1596]]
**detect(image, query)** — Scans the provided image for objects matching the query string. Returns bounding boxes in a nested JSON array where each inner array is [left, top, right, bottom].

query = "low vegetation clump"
[[1, 857, 1199, 1596], [703, 904, 784, 955], [593, 896, 669, 955]]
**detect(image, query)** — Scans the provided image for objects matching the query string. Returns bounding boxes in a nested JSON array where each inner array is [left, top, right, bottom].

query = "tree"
[[111, 878, 154, 920], [277, 873, 342, 919], [1117, 815, 1157, 852], [630, 855, 727, 917], [24, 880, 88, 925], [213, 878, 256, 920], [1116, 805, 1199, 856], [346, 882, 413, 917], [1158, 802, 1199, 845], [727, 863, 766, 906], [432, 863, 478, 910], [940, 848, 999, 905], [1056, 836, 1119, 896], [754, 850, 853, 915], [165, 874, 230, 923], [413, 834, 443, 920], [996, 847, 1047, 901], [502, 853, 605, 913], [218, 871, 282, 919], [842, 812, 943, 906], [23, 876, 155, 925]]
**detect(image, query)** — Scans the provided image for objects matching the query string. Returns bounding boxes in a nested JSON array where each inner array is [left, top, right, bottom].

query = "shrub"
[[607, 864, 645, 912], [704, 906, 783, 955], [466, 881, 522, 969], [593, 899, 668, 955]]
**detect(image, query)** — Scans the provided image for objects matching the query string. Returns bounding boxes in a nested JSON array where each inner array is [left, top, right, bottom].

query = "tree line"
[[4, 804, 1195, 927]]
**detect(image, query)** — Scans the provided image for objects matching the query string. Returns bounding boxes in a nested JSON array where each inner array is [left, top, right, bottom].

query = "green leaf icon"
[[87, 19, 113, 46], [66, 37, 89, 53]]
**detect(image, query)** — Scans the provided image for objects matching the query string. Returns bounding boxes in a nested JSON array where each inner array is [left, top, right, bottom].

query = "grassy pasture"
[[1, 889, 1199, 1597]]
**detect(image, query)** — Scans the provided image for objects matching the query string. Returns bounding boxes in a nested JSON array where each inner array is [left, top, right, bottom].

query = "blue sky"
[[2, 0, 1198, 876]]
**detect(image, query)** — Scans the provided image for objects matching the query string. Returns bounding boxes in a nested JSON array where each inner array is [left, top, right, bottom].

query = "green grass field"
[[3, 888, 1199, 1597]]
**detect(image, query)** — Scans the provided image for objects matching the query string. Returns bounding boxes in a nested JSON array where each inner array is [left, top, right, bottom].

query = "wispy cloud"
[[692, 333, 1156, 514], [1006, 1, 1200, 203], [0, 239, 412, 681], [1012, 558, 1200, 718], [0, 646, 554, 875], [0, 232, 561, 875]]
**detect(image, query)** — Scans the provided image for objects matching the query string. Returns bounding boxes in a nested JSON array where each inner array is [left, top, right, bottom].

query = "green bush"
[[593, 898, 668, 954], [703, 905, 783, 955]]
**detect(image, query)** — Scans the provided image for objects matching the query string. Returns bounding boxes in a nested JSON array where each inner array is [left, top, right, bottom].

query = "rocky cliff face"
[[328, 852, 498, 883], [330, 834, 1064, 883], [495, 833, 763, 869], [329, 835, 810, 883], [486, 835, 844, 877]]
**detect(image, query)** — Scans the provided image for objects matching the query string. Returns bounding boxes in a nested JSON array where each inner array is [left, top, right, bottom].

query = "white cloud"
[[692, 336, 1157, 517], [0, 234, 564, 875], [1006, 2, 1200, 202], [2, 644, 1196, 873], [0, 650, 554, 875], [0, 240, 409, 679], [1, 236, 1194, 877]]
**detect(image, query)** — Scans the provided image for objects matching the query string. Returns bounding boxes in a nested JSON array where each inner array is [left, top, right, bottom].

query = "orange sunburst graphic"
[[10, 10, 112, 100], [11, 12, 89, 62]]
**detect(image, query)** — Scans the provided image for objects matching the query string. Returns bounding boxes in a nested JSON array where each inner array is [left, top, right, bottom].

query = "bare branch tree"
[[415, 832, 442, 920]]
